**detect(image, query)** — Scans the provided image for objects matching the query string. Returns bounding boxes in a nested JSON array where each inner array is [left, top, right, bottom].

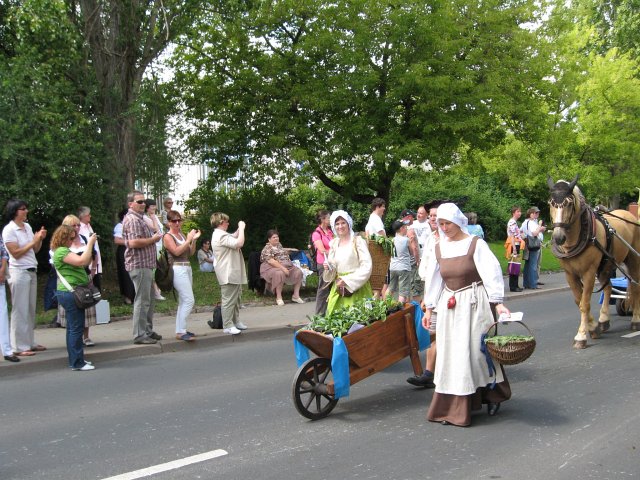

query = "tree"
[[0, 0, 108, 224], [171, 0, 548, 205], [67, 0, 199, 192], [574, 48, 640, 206]]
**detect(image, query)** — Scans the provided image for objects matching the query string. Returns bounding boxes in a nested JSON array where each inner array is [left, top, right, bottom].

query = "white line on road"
[[621, 331, 640, 338], [101, 449, 228, 480]]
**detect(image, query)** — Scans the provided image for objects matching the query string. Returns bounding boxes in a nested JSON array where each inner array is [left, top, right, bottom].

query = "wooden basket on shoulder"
[[366, 237, 391, 291], [484, 320, 536, 365]]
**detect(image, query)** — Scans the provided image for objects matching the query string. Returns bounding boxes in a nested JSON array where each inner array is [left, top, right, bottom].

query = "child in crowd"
[[387, 219, 412, 303]]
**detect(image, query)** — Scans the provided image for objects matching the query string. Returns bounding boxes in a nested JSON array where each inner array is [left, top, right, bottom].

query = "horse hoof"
[[589, 325, 602, 339], [573, 340, 587, 349], [631, 323, 640, 332], [600, 320, 610, 333]]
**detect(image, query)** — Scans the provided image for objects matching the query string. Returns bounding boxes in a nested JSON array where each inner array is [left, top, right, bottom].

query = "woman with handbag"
[[51, 224, 98, 371], [323, 210, 373, 315], [54, 215, 99, 347], [505, 206, 524, 292], [521, 207, 546, 290]]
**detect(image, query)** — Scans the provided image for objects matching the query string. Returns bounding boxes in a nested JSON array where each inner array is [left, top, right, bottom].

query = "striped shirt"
[[123, 209, 156, 270]]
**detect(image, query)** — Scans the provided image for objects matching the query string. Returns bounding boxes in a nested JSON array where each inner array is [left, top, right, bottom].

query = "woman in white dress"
[[323, 210, 373, 316], [422, 203, 512, 427]]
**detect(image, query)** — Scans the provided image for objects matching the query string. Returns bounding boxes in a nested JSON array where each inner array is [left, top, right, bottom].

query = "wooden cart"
[[292, 304, 423, 420]]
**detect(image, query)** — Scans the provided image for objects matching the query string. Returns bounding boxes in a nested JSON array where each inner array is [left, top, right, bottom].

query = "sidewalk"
[[0, 272, 569, 376]]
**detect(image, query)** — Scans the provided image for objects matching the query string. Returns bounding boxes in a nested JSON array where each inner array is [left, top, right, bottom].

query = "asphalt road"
[[1, 291, 639, 480]]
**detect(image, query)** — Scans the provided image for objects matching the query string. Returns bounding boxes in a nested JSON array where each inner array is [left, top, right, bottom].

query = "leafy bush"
[[184, 181, 310, 253], [389, 169, 527, 241]]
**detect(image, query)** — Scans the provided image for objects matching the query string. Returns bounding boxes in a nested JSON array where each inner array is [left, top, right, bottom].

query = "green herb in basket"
[[368, 233, 396, 256], [484, 335, 535, 347]]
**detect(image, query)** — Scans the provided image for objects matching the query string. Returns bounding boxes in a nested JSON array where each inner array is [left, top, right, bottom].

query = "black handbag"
[[208, 304, 223, 329], [56, 269, 102, 309], [72, 284, 102, 309]]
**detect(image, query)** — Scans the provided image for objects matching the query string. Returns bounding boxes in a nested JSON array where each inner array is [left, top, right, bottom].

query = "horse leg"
[[577, 275, 599, 348], [565, 273, 590, 348], [597, 283, 611, 333], [627, 256, 640, 331]]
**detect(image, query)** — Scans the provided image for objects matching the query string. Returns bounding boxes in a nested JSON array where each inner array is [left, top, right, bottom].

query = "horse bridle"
[[548, 194, 581, 230]]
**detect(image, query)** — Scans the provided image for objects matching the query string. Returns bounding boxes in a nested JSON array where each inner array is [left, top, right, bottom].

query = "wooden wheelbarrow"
[[292, 303, 423, 420]]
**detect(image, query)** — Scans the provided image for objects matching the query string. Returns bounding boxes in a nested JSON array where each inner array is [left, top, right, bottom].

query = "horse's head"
[[547, 175, 582, 246]]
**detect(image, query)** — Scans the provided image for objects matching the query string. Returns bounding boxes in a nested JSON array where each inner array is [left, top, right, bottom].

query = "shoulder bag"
[[55, 268, 101, 309], [525, 221, 541, 251]]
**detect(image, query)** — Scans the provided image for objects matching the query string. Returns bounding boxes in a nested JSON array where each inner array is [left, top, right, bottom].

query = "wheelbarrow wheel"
[[616, 298, 631, 317], [292, 357, 338, 420]]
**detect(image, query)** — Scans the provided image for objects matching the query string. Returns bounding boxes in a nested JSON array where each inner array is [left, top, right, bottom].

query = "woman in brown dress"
[[422, 203, 512, 427], [259, 230, 304, 306]]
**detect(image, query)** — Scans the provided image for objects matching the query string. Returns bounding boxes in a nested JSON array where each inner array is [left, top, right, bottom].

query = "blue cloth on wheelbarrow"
[[411, 301, 430, 351], [331, 337, 350, 399], [294, 330, 311, 367], [293, 330, 350, 399], [599, 277, 628, 305]]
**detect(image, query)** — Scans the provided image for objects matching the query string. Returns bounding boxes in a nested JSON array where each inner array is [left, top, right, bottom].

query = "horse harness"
[[551, 198, 637, 289]]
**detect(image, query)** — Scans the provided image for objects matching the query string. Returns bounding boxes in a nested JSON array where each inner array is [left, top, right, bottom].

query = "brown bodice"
[[435, 236, 482, 291]]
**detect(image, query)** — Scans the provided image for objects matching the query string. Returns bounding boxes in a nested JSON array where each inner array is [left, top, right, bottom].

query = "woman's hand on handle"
[[495, 303, 510, 318]]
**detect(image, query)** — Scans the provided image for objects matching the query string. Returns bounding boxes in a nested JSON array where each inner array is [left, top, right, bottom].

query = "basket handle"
[[484, 320, 534, 337]]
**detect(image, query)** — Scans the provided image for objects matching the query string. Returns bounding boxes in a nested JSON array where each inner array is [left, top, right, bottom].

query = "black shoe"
[[149, 332, 162, 340], [407, 371, 435, 388], [487, 402, 501, 416], [4, 355, 20, 363], [134, 336, 157, 345], [537, 282, 545, 285], [510, 287, 524, 292]]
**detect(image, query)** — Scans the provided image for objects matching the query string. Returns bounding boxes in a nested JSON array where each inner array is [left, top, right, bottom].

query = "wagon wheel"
[[616, 298, 632, 317], [292, 357, 338, 420]]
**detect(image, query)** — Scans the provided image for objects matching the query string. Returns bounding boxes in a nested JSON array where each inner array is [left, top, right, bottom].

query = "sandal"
[[15, 351, 36, 357], [186, 331, 196, 337], [31, 345, 47, 352], [176, 334, 195, 342]]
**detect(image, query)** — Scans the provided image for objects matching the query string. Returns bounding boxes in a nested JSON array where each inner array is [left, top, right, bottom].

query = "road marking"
[[621, 331, 640, 338], [102, 449, 228, 480]]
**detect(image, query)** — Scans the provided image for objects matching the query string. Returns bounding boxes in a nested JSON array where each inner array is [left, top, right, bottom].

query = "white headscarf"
[[329, 210, 354, 239], [436, 203, 469, 236]]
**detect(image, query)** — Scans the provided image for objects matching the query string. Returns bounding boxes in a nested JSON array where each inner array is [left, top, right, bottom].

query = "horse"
[[547, 176, 640, 349]]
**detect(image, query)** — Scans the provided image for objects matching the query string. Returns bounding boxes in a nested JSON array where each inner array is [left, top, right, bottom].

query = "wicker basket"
[[367, 239, 391, 291], [484, 320, 536, 365]]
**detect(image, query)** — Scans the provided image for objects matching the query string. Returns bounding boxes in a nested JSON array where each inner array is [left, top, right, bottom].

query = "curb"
[[504, 285, 570, 301], [0, 324, 306, 378]]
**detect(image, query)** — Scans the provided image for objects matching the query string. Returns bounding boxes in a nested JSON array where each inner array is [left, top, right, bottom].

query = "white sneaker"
[[72, 363, 95, 371], [235, 322, 248, 330], [276, 298, 285, 306], [155, 294, 166, 301], [223, 327, 242, 335], [291, 296, 305, 304]]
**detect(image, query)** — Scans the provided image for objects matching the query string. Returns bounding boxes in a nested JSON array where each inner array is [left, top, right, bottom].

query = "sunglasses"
[[170, 219, 183, 223], [134, 200, 146, 205]]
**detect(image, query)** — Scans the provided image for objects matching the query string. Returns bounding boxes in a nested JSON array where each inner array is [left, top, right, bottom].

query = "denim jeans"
[[523, 249, 541, 289], [56, 290, 86, 368]]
